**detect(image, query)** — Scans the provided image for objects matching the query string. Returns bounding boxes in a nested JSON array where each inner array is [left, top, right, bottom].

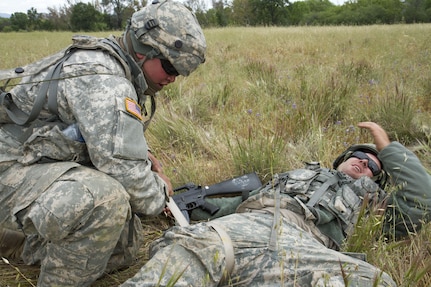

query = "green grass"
[[1, 24, 431, 286]]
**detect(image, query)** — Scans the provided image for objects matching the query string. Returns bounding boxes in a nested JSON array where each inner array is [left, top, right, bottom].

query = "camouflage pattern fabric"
[[0, 1, 208, 285], [1, 40, 167, 216], [0, 31, 167, 286], [121, 141, 431, 286], [1, 164, 131, 286], [121, 212, 396, 287], [129, 0, 206, 76]]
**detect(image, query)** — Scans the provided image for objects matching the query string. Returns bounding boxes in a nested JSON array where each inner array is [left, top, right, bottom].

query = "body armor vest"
[[238, 164, 385, 246]]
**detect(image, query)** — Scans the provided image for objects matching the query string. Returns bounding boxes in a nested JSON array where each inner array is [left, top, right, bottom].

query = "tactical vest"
[[0, 35, 154, 129], [237, 164, 385, 247]]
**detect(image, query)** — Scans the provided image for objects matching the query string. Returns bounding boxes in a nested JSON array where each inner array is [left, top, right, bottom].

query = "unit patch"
[[125, 98, 143, 121]]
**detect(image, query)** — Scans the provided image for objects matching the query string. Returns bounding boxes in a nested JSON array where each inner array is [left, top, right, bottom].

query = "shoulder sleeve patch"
[[125, 98, 143, 121]]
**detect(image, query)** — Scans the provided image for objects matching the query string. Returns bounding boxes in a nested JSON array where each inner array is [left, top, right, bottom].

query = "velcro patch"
[[125, 98, 143, 121]]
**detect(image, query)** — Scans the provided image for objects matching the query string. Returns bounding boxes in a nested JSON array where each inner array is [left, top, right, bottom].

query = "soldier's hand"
[[148, 151, 163, 173], [358, 122, 390, 151], [148, 151, 173, 196], [158, 172, 173, 196]]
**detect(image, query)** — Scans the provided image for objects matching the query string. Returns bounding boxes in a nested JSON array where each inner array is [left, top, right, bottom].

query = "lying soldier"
[[121, 121, 431, 287]]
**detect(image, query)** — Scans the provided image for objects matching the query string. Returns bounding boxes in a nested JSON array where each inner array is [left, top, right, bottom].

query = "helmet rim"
[[333, 144, 380, 169]]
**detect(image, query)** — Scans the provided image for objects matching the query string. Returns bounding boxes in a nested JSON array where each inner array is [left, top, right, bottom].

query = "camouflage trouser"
[[121, 212, 397, 287], [0, 162, 132, 287]]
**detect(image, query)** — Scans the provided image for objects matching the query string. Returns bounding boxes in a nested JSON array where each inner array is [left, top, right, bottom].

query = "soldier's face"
[[337, 152, 381, 179], [137, 54, 177, 89]]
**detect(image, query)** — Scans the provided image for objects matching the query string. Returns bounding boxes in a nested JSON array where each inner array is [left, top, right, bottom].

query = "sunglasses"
[[160, 59, 179, 76], [350, 151, 381, 176]]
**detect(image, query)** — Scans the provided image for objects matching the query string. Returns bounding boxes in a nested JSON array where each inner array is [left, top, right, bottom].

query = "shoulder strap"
[[306, 171, 340, 208], [100, 38, 155, 130], [206, 222, 235, 283], [0, 48, 74, 126], [269, 174, 281, 251], [1, 36, 154, 128], [0, 49, 68, 84]]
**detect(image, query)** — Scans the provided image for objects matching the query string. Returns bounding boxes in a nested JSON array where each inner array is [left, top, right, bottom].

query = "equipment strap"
[[269, 174, 281, 251], [165, 197, 190, 227], [166, 197, 235, 284], [207, 222, 235, 284], [306, 173, 339, 208], [47, 50, 74, 115], [0, 49, 73, 126], [1, 37, 155, 129], [100, 38, 156, 130]]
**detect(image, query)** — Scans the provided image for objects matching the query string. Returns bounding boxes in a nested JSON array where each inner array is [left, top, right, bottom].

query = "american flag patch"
[[125, 98, 143, 121]]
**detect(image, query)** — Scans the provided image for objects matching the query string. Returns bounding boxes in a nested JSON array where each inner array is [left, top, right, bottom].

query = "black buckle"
[[144, 19, 159, 30]]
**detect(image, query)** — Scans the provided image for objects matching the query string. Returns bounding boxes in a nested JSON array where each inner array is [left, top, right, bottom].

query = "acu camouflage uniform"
[[0, 0, 206, 286], [121, 142, 431, 287]]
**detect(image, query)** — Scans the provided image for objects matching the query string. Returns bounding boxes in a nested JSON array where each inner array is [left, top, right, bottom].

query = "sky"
[[0, 0, 344, 15], [0, 0, 64, 14], [0, 0, 196, 14]]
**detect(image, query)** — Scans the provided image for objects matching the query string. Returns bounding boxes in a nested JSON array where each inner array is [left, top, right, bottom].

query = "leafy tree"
[[287, 0, 335, 25], [214, 0, 232, 26], [10, 12, 28, 31], [70, 2, 106, 31], [231, 0, 254, 25], [0, 17, 12, 32], [184, 0, 208, 12], [248, 0, 290, 25], [356, 0, 403, 23], [46, 3, 73, 31], [101, 0, 136, 30], [287, 1, 311, 25], [27, 8, 41, 31], [199, 7, 220, 27], [403, 0, 431, 22], [2, 0, 431, 31]]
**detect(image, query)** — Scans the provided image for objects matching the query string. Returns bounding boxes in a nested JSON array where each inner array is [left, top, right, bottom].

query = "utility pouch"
[[282, 169, 318, 200], [19, 124, 90, 165]]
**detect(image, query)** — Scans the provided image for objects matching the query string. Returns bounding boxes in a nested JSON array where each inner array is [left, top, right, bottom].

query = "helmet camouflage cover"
[[129, 0, 206, 76]]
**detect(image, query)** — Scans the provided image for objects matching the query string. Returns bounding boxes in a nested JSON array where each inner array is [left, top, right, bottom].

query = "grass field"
[[1, 24, 431, 286]]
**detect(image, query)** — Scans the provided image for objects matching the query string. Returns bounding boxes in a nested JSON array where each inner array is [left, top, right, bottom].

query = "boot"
[[0, 228, 25, 261]]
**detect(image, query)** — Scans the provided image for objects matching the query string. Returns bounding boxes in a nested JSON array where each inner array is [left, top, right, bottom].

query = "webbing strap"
[[269, 174, 281, 251], [101, 38, 156, 130], [165, 197, 190, 227], [0, 50, 73, 126], [0, 91, 31, 124], [207, 222, 235, 284], [306, 173, 339, 208], [1, 37, 153, 128], [47, 50, 74, 115]]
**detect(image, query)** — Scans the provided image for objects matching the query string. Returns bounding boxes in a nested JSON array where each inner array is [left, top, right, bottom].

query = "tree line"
[[1, 0, 431, 32]]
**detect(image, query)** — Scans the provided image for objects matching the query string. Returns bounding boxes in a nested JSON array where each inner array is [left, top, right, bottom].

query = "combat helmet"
[[127, 0, 206, 76], [333, 144, 388, 188]]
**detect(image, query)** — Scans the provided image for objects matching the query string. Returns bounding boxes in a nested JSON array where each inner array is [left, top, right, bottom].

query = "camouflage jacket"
[[0, 36, 167, 216]]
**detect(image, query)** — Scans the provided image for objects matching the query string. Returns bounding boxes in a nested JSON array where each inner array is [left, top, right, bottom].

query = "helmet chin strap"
[[120, 30, 162, 96]]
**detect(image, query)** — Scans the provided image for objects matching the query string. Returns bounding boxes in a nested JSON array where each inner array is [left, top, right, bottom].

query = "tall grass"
[[1, 24, 431, 286]]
